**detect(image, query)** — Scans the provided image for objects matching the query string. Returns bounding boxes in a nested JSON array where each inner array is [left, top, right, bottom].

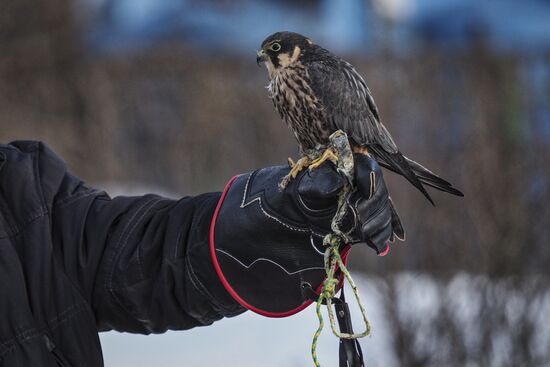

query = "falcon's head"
[[257, 32, 320, 77]]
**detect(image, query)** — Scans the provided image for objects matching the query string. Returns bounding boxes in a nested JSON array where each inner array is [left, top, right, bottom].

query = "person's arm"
[[90, 192, 246, 333], [52, 154, 401, 334], [51, 177, 244, 335]]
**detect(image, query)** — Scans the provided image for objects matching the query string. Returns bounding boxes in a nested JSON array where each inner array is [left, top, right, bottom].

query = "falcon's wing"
[[307, 59, 398, 153]]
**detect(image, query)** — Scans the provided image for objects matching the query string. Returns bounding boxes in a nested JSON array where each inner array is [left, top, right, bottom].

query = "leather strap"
[[336, 288, 364, 367]]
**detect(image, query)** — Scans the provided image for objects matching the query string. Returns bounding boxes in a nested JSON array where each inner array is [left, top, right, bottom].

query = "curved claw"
[[279, 156, 310, 189], [309, 148, 339, 170]]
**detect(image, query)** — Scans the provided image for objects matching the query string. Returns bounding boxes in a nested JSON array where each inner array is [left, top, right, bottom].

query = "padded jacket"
[[0, 141, 243, 367]]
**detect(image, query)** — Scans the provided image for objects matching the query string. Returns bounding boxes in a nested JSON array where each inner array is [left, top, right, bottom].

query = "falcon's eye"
[[270, 43, 281, 52]]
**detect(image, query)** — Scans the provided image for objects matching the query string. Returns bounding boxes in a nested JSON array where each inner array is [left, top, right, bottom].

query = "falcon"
[[256, 31, 463, 204]]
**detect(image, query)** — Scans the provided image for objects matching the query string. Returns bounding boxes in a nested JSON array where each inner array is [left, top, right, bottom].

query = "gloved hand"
[[210, 154, 404, 317]]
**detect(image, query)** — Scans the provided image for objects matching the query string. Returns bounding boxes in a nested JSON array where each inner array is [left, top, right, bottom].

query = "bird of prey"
[[256, 31, 463, 205]]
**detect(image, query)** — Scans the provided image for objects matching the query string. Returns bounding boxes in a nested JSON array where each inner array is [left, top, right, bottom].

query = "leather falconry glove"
[[210, 154, 404, 317]]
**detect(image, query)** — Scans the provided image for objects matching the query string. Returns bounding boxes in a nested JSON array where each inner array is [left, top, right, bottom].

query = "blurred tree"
[[0, 0, 89, 164]]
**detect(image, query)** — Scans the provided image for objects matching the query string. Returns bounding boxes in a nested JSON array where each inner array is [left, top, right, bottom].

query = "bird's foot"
[[352, 145, 370, 156], [289, 156, 311, 178], [279, 156, 311, 189], [309, 147, 339, 170]]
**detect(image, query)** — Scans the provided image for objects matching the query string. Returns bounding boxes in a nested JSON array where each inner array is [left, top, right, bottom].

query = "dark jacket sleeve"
[[51, 173, 245, 335]]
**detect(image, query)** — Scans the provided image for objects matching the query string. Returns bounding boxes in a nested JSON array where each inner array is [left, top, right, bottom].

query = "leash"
[[307, 131, 371, 367], [303, 283, 365, 367]]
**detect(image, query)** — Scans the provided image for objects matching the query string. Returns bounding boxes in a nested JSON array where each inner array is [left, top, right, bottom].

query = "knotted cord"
[[310, 130, 371, 367]]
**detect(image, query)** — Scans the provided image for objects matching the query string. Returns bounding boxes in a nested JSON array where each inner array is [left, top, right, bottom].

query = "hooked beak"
[[256, 50, 267, 66]]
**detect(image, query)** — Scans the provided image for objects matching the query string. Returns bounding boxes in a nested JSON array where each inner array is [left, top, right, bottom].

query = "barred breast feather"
[[268, 65, 330, 152]]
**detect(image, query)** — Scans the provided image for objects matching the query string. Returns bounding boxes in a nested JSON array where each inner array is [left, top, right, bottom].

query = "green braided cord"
[[311, 292, 325, 367], [326, 246, 371, 339], [310, 130, 372, 366], [311, 260, 338, 367]]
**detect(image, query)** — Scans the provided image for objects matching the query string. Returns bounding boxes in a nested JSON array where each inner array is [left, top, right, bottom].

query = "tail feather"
[[403, 156, 464, 197], [370, 146, 435, 205], [369, 146, 463, 205]]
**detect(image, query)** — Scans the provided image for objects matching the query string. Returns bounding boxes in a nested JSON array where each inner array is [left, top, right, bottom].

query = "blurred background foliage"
[[1, 0, 550, 365]]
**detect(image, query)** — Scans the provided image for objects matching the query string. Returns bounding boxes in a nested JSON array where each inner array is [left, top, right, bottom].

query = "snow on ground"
[[100, 275, 395, 367], [100, 273, 550, 367]]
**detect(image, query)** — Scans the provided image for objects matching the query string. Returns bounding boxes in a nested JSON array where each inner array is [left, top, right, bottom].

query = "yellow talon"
[[309, 148, 339, 170], [289, 156, 310, 178], [280, 156, 310, 189]]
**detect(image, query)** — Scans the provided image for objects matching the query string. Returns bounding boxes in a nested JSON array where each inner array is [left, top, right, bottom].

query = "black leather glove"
[[210, 154, 403, 317]]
